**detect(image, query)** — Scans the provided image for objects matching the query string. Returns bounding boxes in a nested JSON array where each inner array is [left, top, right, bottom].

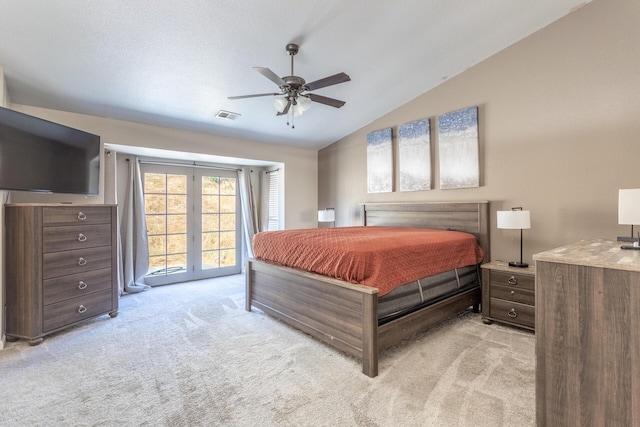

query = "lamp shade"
[[618, 189, 640, 225], [497, 210, 531, 229], [318, 208, 335, 222], [292, 96, 311, 117], [273, 97, 288, 113]]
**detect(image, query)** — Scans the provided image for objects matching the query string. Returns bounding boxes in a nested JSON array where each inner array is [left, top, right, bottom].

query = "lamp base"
[[508, 261, 529, 268], [621, 244, 640, 250]]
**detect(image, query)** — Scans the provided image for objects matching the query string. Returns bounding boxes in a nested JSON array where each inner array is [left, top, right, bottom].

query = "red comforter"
[[252, 226, 484, 296]]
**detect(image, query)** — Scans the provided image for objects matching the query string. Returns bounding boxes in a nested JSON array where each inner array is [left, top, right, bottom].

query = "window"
[[266, 169, 279, 231]]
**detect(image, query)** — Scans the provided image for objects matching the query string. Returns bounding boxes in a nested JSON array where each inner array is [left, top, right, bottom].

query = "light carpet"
[[0, 274, 535, 426]]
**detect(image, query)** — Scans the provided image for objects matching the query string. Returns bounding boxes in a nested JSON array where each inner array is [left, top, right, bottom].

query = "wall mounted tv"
[[0, 106, 100, 195]]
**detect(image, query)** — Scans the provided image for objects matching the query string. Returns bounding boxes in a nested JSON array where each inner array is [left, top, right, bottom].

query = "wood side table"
[[481, 261, 535, 331]]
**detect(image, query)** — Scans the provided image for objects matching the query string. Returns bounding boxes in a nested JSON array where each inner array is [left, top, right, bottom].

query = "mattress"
[[252, 226, 484, 296], [377, 264, 480, 324]]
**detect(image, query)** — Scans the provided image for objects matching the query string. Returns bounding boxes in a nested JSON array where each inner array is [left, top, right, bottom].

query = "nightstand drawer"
[[490, 298, 535, 329], [490, 270, 534, 291], [490, 284, 535, 306]]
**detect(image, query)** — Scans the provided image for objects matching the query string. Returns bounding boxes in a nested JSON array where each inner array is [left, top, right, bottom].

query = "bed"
[[245, 201, 490, 377]]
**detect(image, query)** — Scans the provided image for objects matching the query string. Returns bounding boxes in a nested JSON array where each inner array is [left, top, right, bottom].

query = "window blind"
[[267, 170, 279, 231]]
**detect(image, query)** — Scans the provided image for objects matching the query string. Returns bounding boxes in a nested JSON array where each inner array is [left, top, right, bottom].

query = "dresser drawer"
[[43, 267, 113, 305], [490, 298, 535, 329], [43, 289, 114, 332], [43, 246, 112, 279], [490, 270, 534, 291], [490, 283, 535, 306], [43, 206, 112, 227], [43, 224, 112, 253]]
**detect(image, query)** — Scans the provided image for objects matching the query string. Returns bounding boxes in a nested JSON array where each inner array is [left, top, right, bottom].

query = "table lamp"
[[618, 188, 640, 249], [497, 207, 531, 268], [318, 208, 335, 227]]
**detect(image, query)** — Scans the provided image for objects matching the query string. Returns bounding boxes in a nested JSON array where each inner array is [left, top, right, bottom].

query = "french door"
[[141, 164, 241, 286]]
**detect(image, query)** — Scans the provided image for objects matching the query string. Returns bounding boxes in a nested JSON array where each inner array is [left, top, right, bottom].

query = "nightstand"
[[481, 261, 535, 331]]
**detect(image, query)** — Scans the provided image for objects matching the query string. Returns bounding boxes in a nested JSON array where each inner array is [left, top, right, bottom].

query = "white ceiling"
[[0, 0, 591, 151]]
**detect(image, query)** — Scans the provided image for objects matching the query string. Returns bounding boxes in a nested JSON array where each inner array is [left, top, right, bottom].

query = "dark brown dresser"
[[5, 204, 118, 345], [534, 239, 640, 426]]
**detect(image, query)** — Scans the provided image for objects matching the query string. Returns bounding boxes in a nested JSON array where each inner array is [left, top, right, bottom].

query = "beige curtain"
[[119, 156, 151, 293], [238, 167, 259, 259]]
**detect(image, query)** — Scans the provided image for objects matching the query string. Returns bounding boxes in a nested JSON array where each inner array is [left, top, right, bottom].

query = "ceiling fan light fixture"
[[273, 97, 288, 113], [292, 96, 312, 117], [297, 95, 311, 111], [230, 43, 350, 126]]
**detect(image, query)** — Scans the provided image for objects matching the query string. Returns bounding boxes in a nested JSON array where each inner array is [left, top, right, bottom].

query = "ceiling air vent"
[[215, 110, 241, 121]]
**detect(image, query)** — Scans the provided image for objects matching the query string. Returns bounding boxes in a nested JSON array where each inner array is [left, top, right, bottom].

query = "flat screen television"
[[0, 106, 100, 195]]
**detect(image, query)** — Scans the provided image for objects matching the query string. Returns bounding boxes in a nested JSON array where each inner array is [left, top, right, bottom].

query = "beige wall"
[[319, 0, 640, 265], [0, 67, 8, 348], [8, 105, 318, 230]]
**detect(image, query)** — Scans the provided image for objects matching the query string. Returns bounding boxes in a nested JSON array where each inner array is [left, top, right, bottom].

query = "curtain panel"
[[120, 156, 151, 293]]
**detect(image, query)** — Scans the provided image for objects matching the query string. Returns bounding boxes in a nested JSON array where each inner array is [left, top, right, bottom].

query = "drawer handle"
[[78, 257, 88, 266], [78, 305, 87, 314], [510, 290, 515, 295], [78, 212, 87, 221], [78, 281, 88, 290], [77, 233, 87, 242], [507, 308, 518, 318], [507, 276, 518, 285]]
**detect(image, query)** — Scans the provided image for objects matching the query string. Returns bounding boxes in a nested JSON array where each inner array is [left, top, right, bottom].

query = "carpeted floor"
[[0, 274, 535, 426]]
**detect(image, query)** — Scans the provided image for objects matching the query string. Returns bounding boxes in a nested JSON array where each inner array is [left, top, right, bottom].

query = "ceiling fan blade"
[[304, 72, 351, 91], [254, 67, 286, 87], [228, 92, 280, 100], [276, 100, 292, 116], [308, 93, 346, 108]]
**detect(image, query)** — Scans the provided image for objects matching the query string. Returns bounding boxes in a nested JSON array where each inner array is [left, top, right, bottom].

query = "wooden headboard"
[[361, 201, 490, 262]]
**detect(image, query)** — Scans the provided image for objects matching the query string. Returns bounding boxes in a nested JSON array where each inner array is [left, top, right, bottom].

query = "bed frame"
[[245, 201, 490, 377]]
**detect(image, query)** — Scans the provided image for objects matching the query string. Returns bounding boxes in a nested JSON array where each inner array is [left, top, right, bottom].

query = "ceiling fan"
[[228, 43, 350, 127]]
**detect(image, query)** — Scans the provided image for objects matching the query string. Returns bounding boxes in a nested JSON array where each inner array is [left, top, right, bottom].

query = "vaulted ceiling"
[[0, 0, 591, 150]]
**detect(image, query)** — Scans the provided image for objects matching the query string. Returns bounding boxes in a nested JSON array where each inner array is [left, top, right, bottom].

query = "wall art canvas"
[[438, 106, 479, 189], [398, 118, 431, 192], [366, 128, 393, 193]]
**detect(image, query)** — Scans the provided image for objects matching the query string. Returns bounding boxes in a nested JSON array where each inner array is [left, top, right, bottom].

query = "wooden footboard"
[[246, 258, 380, 377]]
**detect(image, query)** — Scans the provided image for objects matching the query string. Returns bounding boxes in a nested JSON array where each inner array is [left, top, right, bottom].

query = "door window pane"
[[146, 215, 166, 235], [202, 251, 219, 269], [220, 214, 235, 230], [148, 235, 166, 257], [202, 232, 219, 251], [220, 249, 236, 267], [167, 174, 186, 193], [144, 173, 166, 193], [145, 194, 166, 214], [202, 214, 219, 232], [220, 195, 235, 213]]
